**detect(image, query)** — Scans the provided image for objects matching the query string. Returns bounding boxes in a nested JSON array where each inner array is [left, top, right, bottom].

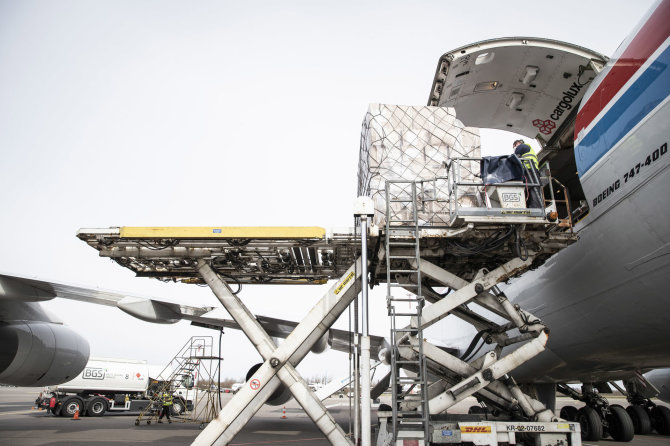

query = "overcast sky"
[[0, 0, 656, 382]]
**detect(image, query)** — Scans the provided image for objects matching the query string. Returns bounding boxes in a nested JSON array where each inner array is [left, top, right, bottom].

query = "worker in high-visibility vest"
[[158, 392, 173, 424], [513, 139, 539, 170], [513, 139, 543, 209]]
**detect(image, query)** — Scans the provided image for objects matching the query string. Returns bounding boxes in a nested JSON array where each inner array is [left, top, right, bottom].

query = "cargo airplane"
[[1, 0, 669, 442], [423, 0, 670, 440]]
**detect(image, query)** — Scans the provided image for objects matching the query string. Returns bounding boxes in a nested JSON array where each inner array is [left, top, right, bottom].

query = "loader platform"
[[76, 170, 579, 445], [77, 222, 575, 286]]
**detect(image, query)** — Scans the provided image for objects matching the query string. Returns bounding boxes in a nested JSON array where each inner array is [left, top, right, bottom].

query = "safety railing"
[[444, 157, 547, 224], [379, 157, 573, 231]]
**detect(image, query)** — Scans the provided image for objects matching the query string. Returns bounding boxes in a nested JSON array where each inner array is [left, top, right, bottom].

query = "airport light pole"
[[354, 197, 374, 446]]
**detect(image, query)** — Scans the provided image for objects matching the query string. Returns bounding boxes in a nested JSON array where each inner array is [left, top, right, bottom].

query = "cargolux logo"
[[532, 119, 556, 135]]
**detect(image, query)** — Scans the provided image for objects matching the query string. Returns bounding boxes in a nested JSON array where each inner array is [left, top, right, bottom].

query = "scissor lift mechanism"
[[77, 173, 579, 445]]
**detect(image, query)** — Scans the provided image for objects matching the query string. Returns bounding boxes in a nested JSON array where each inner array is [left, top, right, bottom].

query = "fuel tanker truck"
[[35, 357, 193, 417]]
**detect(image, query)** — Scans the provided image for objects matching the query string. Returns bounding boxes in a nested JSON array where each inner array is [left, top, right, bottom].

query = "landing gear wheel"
[[560, 405, 578, 421], [134, 420, 139, 426], [627, 405, 652, 435], [607, 405, 634, 442], [651, 405, 670, 435], [468, 405, 486, 414], [578, 406, 603, 441], [147, 420, 151, 425], [199, 423, 205, 429]]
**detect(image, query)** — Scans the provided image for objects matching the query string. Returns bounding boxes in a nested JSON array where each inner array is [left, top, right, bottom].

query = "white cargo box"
[[498, 185, 526, 208], [357, 104, 480, 226], [484, 183, 526, 209]]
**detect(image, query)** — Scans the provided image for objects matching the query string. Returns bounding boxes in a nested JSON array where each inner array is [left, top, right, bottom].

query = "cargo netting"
[[357, 104, 481, 226]]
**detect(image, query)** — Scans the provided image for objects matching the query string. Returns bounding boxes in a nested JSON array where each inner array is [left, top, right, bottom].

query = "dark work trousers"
[[523, 164, 543, 209], [159, 405, 171, 420]]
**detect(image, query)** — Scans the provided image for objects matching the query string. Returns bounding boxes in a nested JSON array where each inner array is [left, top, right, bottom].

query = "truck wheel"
[[86, 397, 107, 417], [61, 397, 83, 417], [171, 399, 185, 416]]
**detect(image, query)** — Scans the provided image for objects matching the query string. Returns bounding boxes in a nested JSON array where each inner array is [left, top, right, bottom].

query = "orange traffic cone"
[[280, 406, 287, 419], [73, 409, 80, 420]]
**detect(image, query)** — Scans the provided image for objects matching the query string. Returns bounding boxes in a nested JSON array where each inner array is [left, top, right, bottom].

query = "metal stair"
[[135, 336, 221, 426], [385, 180, 430, 444]]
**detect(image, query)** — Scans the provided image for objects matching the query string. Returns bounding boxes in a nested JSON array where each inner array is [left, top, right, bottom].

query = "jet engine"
[[645, 368, 670, 404], [0, 321, 90, 386], [309, 331, 330, 354], [245, 363, 292, 406]]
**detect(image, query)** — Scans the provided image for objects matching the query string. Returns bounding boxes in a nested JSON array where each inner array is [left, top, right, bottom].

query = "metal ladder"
[[135, 336, 220, 426], [385, 180, 430, 444]]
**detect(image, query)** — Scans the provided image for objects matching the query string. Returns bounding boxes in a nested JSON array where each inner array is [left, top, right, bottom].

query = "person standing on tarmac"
[[48, 395, 57, 414], [158, 391, 173, 424]]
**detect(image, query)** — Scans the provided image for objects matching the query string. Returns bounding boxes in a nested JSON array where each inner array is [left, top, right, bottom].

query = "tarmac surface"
[[1, 386, 669, 445]]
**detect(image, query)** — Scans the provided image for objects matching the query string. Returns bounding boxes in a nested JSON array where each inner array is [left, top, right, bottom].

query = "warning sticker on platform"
[[501, 210, 531, 215], [249, 379, 260, 390], [461, 426, 492, 433], [334, 272, 355, 295]]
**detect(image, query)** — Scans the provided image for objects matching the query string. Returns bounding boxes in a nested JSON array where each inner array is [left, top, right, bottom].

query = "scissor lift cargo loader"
[[77, 165, 580, 445]]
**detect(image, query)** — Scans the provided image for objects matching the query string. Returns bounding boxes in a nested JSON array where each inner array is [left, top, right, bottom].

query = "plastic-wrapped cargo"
[[357, 104, 481, 226]]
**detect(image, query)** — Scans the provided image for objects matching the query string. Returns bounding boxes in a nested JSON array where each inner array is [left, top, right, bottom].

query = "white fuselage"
[[507, 36, 670, 382]]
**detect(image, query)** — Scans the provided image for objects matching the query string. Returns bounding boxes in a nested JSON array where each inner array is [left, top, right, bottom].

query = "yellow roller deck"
[[119, 226, 326, 239], [77, 224, 576, 286]]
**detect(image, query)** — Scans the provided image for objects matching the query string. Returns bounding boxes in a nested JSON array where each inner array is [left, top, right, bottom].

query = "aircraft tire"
[[607, 405, 634, 442], [578, 406, 603, 441], [626, 405, 651, 435], [468, 405, 486, 414], [651, 405, 670, 435], [560, 405, 578, 421]]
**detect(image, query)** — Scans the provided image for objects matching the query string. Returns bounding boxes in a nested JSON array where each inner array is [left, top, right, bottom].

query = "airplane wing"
[[0, 272, 214, 323], [187, 310, 389, 358], [0, 272, 387, 357]]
